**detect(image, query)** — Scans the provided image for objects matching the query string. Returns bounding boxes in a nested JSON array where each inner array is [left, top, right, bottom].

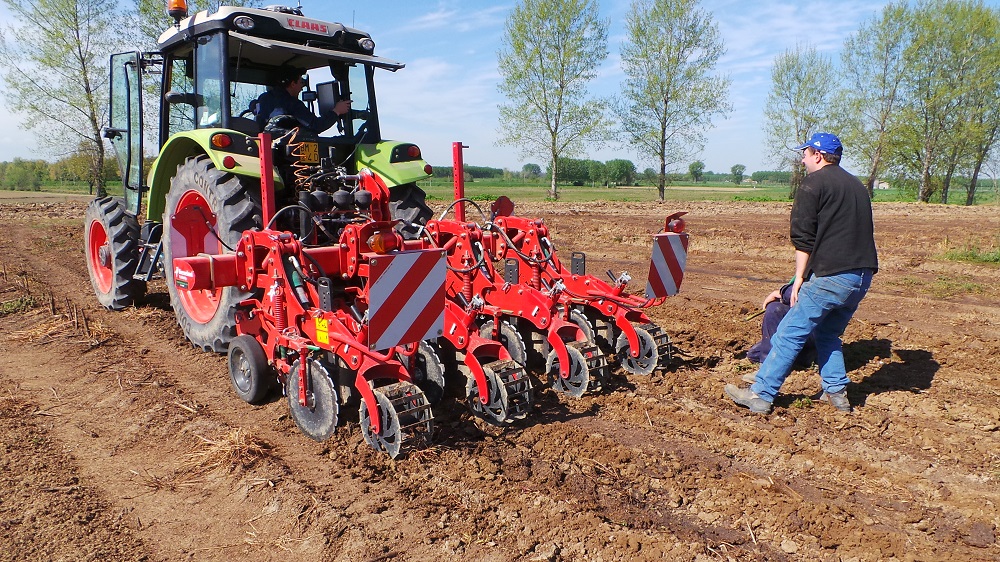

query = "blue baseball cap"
[[793, 132, 842, 154]]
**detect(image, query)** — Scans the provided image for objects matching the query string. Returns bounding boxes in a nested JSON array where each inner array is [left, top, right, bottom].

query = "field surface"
[[0, 199, 998, 561]]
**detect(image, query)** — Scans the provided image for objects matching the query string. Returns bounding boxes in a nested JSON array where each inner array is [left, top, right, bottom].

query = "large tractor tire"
[[84, 196, 146, 310], [389, 183, 432, 240], [162, 155, 260, 353]]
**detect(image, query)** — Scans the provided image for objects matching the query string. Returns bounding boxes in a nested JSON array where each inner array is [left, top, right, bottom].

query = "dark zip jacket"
[[254, 87, 338, 133], [790, 164, 878, 278]]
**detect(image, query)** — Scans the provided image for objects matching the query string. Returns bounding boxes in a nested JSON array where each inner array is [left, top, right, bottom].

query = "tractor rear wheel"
[[162, 155, 260, 352], [84, 197, 146, 309]]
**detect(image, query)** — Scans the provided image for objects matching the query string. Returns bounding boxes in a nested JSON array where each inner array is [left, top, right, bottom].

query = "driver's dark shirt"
[[253, 87, 338, 133]]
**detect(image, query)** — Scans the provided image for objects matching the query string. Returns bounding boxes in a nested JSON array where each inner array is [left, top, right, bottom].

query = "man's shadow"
[[842, 339, 939, 406]]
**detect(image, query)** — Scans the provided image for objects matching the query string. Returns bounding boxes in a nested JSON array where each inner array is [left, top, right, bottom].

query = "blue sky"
[[0, 0, 995, 174]]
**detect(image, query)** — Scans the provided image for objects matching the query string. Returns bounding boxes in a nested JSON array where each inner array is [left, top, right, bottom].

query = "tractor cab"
[[90, 3, 435, 352], [105, 4, 432, 222]]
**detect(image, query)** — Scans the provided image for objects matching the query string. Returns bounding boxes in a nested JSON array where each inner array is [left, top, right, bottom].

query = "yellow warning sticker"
[[315, 317, 329, 345]]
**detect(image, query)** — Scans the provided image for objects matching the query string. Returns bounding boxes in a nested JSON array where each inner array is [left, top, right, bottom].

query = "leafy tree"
[[587, 160, 607, 186], [497, 0, 610, 199], [689, 160, 704, 183], [546, 157, 590, 183], [730, 164, 746, 185], [615, 0, 730, 201], [521, 163, 542, 179], [0, 0, 123, 196], [763, 44, 835, 197], [642, 167, 658, 185], [751, 170, 792, 184], [892, 0, 1000, 203], [3, 158, 42, 191], [606, 159, 637, 186], [834, 3, 911, 197]]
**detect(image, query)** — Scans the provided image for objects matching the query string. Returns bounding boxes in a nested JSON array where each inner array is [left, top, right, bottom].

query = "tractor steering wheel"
[[239, 100, 259, 119]]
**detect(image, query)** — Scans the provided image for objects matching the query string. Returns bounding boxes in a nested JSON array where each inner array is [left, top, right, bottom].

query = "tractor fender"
[[356, 140, 431, 188], [144, 129, 283, 222]]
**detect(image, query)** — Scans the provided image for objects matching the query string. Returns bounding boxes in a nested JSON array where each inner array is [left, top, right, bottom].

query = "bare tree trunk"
[[789, 161, 804, 199], [95, 143, 107, 198], [941, 163, 955, 204], [966, 157, 984, 206], [918, 158, 933, 203], [865, 148, 883, 198], [549, 153, 559, 200], [657, 153, 666, 202]]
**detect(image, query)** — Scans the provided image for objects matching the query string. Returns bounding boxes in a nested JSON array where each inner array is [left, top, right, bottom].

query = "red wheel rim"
[[169, 189, 224, 323], [87, 219, 112, 293]]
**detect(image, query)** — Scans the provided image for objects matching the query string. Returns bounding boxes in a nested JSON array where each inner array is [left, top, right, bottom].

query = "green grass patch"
[[790, 397, 814, 409], [928, 276, 986, 298], [0, 295, 37, 316], [893, 275, 986, 298], [942, 246, 1000, 265], [423, 179, 798, 204]]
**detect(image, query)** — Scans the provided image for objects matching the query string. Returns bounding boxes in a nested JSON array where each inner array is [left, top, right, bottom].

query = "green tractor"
[[85, 3, 433, 352]]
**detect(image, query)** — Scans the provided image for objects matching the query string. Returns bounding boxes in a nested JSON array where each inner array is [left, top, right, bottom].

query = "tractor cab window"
[[227, 67, 269, 133], [347, 64, 372, 138], [164, 53, 196, 138], [194, 34, 224, 128], [163, 34, 226, 140]]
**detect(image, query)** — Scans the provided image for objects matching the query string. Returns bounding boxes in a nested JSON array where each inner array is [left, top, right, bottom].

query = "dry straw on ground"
[[182, 428, 273, 475]]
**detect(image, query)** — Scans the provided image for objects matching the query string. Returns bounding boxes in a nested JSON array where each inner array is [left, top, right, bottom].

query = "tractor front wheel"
[[162, 155, 260, 352], [84, 197, 146, 310]]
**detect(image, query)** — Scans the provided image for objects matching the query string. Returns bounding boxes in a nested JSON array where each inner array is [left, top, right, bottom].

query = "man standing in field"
[[725, 132, 878, 414]]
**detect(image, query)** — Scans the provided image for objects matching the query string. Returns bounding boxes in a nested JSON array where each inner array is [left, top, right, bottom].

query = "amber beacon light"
[[167, 0, 188, 23]]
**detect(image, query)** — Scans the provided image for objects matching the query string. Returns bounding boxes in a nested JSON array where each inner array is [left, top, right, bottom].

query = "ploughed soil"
[[0, 197, 998, 562]]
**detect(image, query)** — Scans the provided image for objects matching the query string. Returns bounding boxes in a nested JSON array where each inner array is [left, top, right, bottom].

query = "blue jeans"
[[751, 268, 873, 403]]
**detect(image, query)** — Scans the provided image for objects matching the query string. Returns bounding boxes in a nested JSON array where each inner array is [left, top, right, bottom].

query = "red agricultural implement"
[[421, 210, 608, 406], [488, 207, 688, 375], [447, 142, 689, 378], [171, 133, 445, 458]]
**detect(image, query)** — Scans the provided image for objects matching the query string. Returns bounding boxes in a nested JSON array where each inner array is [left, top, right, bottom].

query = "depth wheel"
[[84, 197, 145, 309], [466, 365, 510, 425], [546, 345, 589, 398], [399, 341, 446, 405], [287, 359, 339, 441], [227, 335, 275, 404], [616, 325, 659, 375], [566, 307, 595, 342], [360, 390, 403, 458], [479, 319, 527, 366], [162, 155, 261, 352]]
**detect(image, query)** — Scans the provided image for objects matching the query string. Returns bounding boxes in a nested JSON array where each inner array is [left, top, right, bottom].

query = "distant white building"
[[875, 180, 891, 190]]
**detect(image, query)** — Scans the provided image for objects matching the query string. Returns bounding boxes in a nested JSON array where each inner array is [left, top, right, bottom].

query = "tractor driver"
[[254, 67, 352, 134]]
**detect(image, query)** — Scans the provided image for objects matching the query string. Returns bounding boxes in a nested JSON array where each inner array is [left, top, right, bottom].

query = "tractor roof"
[[157, 6, 404, 71]]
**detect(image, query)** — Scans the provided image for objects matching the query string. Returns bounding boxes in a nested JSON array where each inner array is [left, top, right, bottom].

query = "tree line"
[[765, 0, 999, 203], [0, 155, 120, 191], [1, 0, 997, 204], [498, 0, 999, 204]]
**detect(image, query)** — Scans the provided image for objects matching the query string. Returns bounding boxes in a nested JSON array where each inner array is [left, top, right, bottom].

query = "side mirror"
[[301, 90, 317, 103], [164, 91, 205, 107], [102, 127, 126, 140]]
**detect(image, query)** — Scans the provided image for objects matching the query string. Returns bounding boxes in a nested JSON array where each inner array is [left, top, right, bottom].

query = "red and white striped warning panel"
[[367, 249, 446, 351], [646, 232, 689, 298]]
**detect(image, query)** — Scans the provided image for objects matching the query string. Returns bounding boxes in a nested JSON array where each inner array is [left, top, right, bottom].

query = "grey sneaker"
[[741, 371, 757, 384], [820, 390, 852, 412], [724, 384, 772, 414]]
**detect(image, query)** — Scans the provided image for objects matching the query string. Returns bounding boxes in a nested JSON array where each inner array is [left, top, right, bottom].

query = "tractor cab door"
[[105, 51, 145, 214]]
